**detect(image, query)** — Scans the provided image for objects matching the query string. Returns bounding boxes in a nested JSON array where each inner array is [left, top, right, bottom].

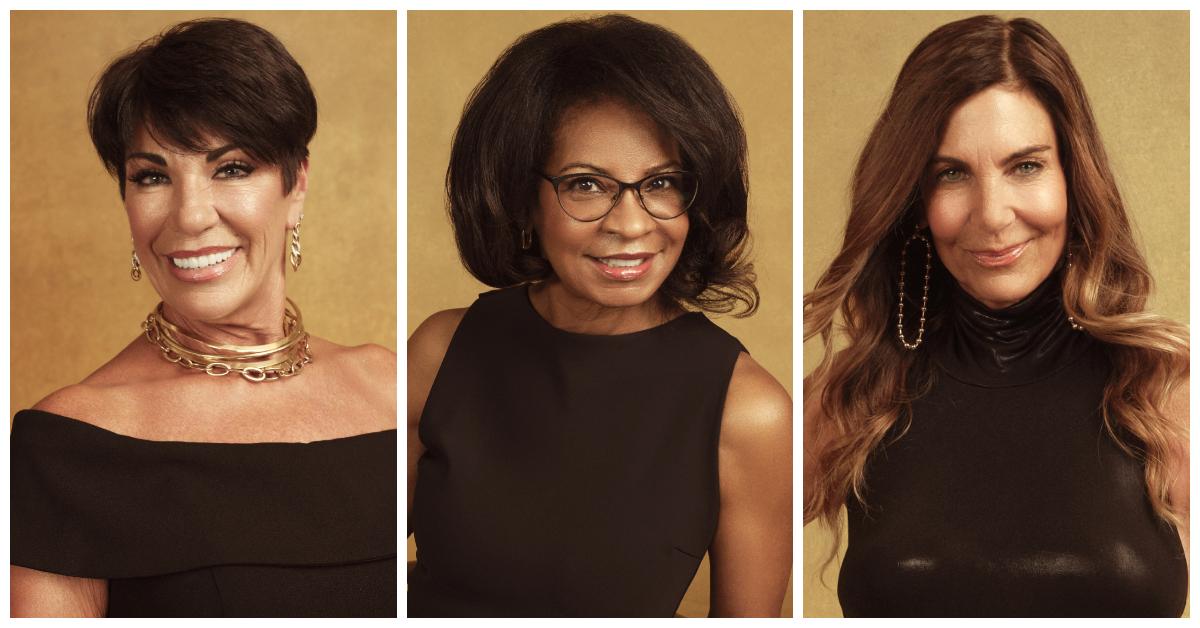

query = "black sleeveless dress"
[[409, 285, 746, 617], [10, 410, 397, 617], [837, 276, 1188, 617]]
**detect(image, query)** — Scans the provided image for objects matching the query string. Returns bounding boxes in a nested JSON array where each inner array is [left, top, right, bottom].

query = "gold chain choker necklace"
[[142, 299, 312, 382]]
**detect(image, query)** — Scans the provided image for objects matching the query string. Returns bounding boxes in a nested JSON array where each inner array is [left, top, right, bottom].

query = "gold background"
[[407, 11, 793, 617], [803, 11, 1189, 617], [10, 11, 397, 417]]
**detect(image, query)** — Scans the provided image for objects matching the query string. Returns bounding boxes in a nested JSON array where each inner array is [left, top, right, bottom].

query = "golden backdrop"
[[10, 11, 397, 417], [407, 11, 793, 618], [803, 11, 1189, 617]]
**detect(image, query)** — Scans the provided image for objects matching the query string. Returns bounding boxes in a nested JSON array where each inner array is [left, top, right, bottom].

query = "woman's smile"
[[166, 246, 242, 282], [587, 252, 657, 281], [967, 239, 1031, 268]]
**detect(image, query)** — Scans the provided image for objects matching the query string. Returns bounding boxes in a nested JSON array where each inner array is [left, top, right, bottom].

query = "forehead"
[[127, 124, 232, 156], [547, 99, 680, 170], [937, 86, 1057, 155]]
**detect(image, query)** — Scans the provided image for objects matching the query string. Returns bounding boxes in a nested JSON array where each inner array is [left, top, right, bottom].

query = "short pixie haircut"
[[448, 14, 757, 315], [88, 18, 317, 197]]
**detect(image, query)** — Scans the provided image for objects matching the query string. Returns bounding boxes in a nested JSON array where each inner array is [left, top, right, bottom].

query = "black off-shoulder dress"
[[10, 410, 397, 617]]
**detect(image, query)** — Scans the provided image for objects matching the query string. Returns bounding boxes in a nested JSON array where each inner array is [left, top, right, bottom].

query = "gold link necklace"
[[142, 299, 312, 382]]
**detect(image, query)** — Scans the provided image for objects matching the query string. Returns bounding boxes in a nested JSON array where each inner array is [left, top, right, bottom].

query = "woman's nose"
[[170, 176, 219, 234], [972, 175, 1015, 233], [600, 188, 655, 239]]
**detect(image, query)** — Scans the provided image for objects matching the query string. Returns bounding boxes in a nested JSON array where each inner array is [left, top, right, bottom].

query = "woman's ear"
[[287, 159, 309, 228]]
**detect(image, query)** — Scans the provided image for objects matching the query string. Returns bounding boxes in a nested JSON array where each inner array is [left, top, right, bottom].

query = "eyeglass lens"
[[555, 173, 697, 220]]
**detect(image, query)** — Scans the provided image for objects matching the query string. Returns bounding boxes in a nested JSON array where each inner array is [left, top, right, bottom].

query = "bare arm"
[[406, 309, 467, 526], [11, 566, 106, 617], [708, 353, 793, 617]]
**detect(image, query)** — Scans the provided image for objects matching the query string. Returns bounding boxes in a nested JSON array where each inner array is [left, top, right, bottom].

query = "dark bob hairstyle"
[[88, 18, 317, 197], [447, 14, 757, 315]]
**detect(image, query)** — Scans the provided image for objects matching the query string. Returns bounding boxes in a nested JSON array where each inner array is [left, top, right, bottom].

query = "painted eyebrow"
[[554, 161, 684, 177], [931, 144, 1053, 168], [124, 144, 241, 166]]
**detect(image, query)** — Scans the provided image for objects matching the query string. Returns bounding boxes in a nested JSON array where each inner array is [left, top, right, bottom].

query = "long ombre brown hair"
[[804, 15, 1188, 563]]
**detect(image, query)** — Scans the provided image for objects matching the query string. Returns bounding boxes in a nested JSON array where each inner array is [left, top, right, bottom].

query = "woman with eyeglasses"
[[407, 14, 791, 617]]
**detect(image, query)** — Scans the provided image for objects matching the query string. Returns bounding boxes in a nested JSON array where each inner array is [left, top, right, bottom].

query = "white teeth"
[[599, 257, 645, 268], [172, 249, 235, 270]]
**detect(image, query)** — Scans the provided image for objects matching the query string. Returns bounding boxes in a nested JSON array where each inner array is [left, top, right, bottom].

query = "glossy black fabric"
[[409, 286, 745, 617], [10, 410, 398, 617], [838, 275, 1188, 617]]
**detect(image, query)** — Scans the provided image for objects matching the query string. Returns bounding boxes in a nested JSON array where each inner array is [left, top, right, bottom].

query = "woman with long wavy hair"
[[803, 15, 1188, 617]]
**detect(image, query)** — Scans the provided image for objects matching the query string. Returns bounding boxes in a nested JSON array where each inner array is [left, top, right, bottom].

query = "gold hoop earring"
[[290, 215, 303, 271], [520, 228, 532, 251], [130, 241, 142, 282], [898, 229, 932, 350]]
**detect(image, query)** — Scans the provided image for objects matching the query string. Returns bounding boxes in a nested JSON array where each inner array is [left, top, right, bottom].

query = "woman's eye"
[[567, 177, 605, 193], [128, 170, 168, 186], [647, 176, 673, 190], [937, 168, 966, 183], [215, 161, 255, 179], [1014, 161, 1043, 176]]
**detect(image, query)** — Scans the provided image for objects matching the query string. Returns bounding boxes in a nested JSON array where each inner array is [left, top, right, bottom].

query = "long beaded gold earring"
[[898, 229, 932, 350]]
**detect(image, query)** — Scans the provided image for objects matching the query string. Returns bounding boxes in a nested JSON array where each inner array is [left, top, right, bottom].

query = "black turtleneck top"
[[837, 275, 1188, 617]]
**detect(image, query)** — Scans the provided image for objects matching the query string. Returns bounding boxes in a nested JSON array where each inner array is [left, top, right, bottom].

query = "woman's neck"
[[528, 280, 682, 335], [932, 272, 1093, 387], [160, 299, 289, 347]]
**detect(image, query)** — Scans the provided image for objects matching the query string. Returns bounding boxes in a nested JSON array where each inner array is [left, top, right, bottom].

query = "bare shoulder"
[[407, 308, 468, 432], [709, 352, 792, 616], [313, 338, 397, 379], [721, 352, 793, 447], [306, 336, 397, 418], [408, 308, 468, 372], [31, 383, 106, 422], [28, 337, 154, 431]]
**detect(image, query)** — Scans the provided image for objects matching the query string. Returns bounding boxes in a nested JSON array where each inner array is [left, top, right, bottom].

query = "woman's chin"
[[961, 278, 1044, 310], [572, 279, 669, 311]]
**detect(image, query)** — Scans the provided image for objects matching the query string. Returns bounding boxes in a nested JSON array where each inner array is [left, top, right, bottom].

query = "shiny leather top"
[[837, 274, 1188, 617], [939, 272, 1095, 387]]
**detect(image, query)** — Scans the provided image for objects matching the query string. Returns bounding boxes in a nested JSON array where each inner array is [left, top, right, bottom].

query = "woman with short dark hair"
[[10, 18, 397, 617], [408, 14, 791, 617]]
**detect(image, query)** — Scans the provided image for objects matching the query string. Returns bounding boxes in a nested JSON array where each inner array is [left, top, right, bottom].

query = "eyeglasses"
[[538, 171, 698, 222]]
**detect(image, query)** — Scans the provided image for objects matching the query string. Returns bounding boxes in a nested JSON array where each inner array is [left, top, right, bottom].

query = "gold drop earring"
[[130, 240, 142, 281], [290, 214, 303, 271]]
